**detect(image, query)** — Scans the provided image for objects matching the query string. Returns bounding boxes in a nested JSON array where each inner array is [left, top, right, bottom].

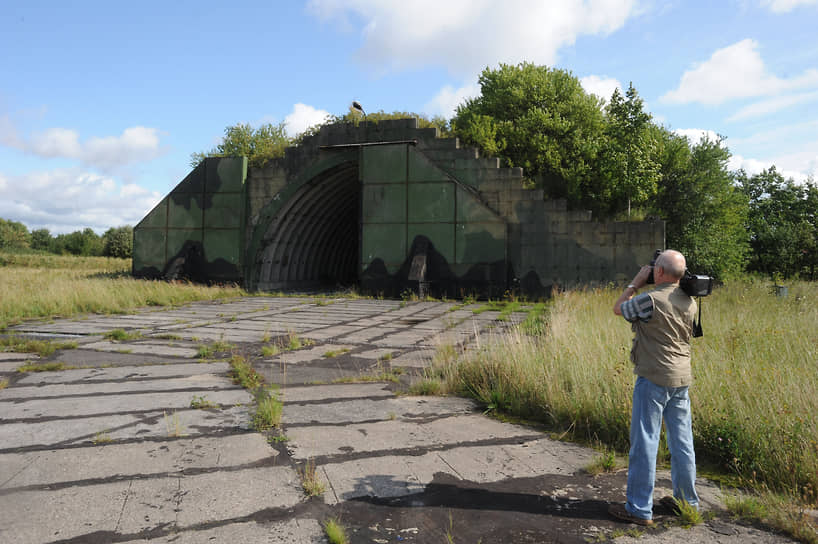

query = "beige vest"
[[631, 283, 697, 388]]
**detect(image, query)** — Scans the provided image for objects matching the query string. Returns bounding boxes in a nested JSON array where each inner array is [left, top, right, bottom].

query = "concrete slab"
[[1, 373, 241, 400], [120, 518, 324, 543], [0, 389, 251, 420], [353, 348, 397, 360], [286, 413, 540, 460], [285, 395, 475, 426], [389, 349, 435, 368], [281, 382, 394, 403], [0, 361, 27, 372], [82, 340, 199, 358], [0, 407, 251, 450], [0, 434, 277, 489], [15, 362, 231, 385], [0, 352, 38, 361], [273, 344, 356, 365]]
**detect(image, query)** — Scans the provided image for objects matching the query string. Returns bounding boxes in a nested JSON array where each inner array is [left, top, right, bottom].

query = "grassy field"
[[0, 252, 248, 329], [419, 279, 817, 538]]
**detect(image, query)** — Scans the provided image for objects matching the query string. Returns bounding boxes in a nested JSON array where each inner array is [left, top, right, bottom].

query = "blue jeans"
[[626, 376, 699, 520]]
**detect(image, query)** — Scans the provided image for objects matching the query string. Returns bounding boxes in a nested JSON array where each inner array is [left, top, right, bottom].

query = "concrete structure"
[[134, 119, 664, 296]]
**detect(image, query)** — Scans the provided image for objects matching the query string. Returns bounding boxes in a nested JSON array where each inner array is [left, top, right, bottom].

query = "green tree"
[[736, 167, 818, 279], [598, 84, 661, 218], [651, 134, 748, 279], [30, 228, 53, 252], [452, 62, 606, 212], [55, 228, 103, 256], [0, 218, 30, 250], [102, 226, 133, 259], [297, 108, 452, 141], [190, 122, 291, 168]]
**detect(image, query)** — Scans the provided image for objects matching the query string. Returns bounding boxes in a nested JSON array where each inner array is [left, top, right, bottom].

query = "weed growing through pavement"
[[17, 361, 76, 372], [323, 518, 349, 544], [252, 387, 282, 431], [585, 450, 618, 475], [300, 458, 326, 497], [189, 395, 218, 409], [92, 430, 113, 444], [322, 348, 350, 358], [230, 354, 263, 389], [103, 328, 142, 341], [268, 434, 289, 444], [0, 378, 8, 389], [164, 411, 185, 437], [261, 344, 279, 357], [1, 336, 78, 357]]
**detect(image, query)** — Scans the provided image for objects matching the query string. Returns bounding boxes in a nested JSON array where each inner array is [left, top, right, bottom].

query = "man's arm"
[[614, 265, 652, 316]]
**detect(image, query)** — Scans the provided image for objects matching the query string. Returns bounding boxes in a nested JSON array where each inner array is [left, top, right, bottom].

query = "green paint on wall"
[[362, 184, 406, 223], [408, 223, 455, 263], [167, 229, 202, 257], [203, 192, 243, 229], [456, 187, 501, 223], [361, 223, 406, 265], [408, 147, 448, 182], [361, 145, 406, 184], [408, 182, 454, 222], [456, 223, 505, 264], [203, 229, 241, 265], [137, 198, 168, 229], [133, 228, 166, 268], [168, 201, 203, 229]]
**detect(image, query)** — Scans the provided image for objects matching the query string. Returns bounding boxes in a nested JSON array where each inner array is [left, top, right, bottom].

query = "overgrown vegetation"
[[0, 336, 78, 356], [104, 328, 142, 341], [323, 518, 349, 544], [299, 458, 326, 497], [17, 362, 76, 372], [252, 387, 283, 431], [415, 280, 817, 541], [0, 252, 247, 329]]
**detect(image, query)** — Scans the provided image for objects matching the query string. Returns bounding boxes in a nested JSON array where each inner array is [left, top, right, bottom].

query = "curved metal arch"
[[255, 160, 360, 290]]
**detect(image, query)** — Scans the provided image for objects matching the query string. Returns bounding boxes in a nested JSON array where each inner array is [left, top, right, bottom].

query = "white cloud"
[[761, 0, 818, 13], [580, 75, 622, 102], [424, 82, 480, 118], [729, 153, 813, 182], [673, 128, 721, 144], [661, 39, 818, 105], [1, 122, 164, 171], [284, 103, 332, 137], [0, 168, 161, 234], [727, 90, 818, 121], [307, 0, 638, 76]]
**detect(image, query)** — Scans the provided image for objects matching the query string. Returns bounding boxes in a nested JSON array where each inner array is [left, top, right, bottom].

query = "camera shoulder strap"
[[692, 297, 703, 338]]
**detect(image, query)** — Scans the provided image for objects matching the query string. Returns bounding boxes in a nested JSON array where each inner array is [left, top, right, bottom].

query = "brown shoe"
[[608, 503, 654, 526], [659, 495, 681, 516]]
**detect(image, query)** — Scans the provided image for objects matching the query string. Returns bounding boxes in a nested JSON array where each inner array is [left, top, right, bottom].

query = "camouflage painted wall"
[[133, 157, 247, 282], [134, 119, 664, 297]]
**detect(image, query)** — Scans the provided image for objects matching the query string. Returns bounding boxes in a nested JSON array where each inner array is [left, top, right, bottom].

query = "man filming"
[[608, 249, 700, 526]]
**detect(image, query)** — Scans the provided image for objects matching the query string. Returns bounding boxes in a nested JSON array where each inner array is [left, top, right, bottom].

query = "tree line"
[[0, 220, 133, 259]]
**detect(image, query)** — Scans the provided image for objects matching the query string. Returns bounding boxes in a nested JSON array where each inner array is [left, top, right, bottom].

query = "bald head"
[[655, 250, 686, 280]]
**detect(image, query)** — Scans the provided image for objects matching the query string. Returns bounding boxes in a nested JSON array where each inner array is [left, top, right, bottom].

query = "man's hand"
[[630, 265, 652, 289]]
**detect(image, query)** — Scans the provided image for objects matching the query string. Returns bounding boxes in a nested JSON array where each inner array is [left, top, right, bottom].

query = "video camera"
[[646, 249, 713, 297]]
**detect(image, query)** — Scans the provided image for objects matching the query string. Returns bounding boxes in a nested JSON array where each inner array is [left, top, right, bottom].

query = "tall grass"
[[424, 279, 818, 498], [0, 252, 247, 328]]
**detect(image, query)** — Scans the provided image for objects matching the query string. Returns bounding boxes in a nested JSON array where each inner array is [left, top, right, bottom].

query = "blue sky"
[[1, 0, 817, 233]]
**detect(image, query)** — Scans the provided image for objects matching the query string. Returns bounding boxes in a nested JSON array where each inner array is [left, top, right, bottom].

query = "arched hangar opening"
[[255, 161, 359, 290]]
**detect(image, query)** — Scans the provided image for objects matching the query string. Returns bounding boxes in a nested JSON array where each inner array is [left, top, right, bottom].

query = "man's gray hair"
[[656, 250, 686, 279]]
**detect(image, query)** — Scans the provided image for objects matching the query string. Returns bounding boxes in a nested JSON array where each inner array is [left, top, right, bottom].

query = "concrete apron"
[[0, 297, 798, 544]]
